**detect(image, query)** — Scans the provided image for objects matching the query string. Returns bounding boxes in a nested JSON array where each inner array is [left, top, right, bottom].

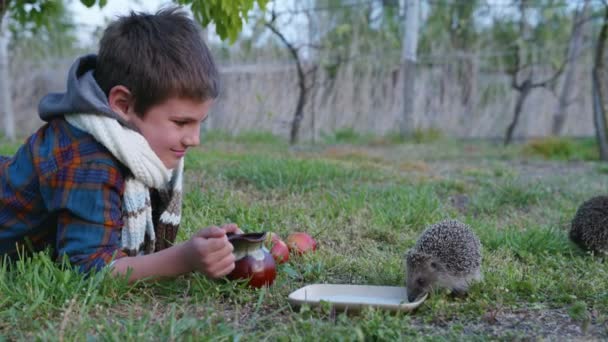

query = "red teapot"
[[227, 232, 277, 288]]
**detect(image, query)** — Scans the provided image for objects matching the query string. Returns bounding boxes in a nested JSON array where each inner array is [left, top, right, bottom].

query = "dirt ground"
[[408, 306, 607, 340]]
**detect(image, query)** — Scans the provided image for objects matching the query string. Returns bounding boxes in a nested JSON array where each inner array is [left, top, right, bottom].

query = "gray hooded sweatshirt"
[[38, 54, 128, 127]]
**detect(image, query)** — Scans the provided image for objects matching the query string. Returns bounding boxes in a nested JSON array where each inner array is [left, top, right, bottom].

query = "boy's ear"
[[108, 85, 134, 121]]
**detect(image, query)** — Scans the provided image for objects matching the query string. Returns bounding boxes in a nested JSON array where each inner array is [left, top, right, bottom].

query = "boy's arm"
[[110, 225, 238, 282], [110, 242, 194, 280]]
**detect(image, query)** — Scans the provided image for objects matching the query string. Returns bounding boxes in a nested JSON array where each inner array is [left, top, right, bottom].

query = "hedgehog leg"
[[449, 279, 472, 298], [449, 288, 469, 299]]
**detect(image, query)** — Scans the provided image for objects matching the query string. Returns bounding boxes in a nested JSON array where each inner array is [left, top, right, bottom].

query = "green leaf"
[[181, 0, 267, 42], [80, 0, 96, 8]]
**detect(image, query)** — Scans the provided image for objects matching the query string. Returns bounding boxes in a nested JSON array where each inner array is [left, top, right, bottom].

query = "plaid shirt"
[[0, 118, 128, 272]]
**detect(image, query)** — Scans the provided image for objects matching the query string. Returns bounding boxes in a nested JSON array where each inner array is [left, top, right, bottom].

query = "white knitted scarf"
[[66, 114, 183, 255]]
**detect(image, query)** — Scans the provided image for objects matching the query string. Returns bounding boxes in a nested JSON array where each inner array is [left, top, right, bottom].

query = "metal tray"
[[288, 284, 427, 312]]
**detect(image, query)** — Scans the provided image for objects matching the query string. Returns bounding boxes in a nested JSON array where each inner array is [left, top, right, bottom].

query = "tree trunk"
[[399, 0, 419, 137], [200, 27, 213, 134], [289, 61, 307, 145], [505, 81, 532, 145], [592, 5, 608, 161], [307, 11, 315, 145], [401, 59, 417, 136], [265, 21, 307, 145], [551, 0, 589, 136], [0, 9, 15, 141], [463, 52, 479, 121], [592, 72, 608, 160]]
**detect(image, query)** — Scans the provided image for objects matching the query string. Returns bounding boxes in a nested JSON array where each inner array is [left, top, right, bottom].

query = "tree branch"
[[0, 0, 8, 25], [265, 22, 300, 64], [509, 41, 522, 90], [530, 64, 564, 89]]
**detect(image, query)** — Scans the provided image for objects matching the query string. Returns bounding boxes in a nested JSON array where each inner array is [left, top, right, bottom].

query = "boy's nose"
[[182, 130, 200, 147]]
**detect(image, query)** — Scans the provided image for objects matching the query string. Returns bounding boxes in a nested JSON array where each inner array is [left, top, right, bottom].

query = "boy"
[[0, 6, 239, 282]]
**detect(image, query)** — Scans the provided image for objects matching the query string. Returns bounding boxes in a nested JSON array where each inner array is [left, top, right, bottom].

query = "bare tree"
[[400, 0, 419, 137], [503, 0, 565, 145], [505, 58, 564, 145], [265, 9, 317, 145], [551, 0, 590, 136], [592, 3, 608, 161]]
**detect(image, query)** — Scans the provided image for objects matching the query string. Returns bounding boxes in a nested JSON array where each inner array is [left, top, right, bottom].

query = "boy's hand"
[[186, 226, 236, 278], [220, 223, 243, 235]]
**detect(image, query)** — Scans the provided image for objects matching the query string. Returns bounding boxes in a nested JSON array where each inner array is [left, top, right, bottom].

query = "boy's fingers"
[[211, 255, 237, 277], [198, 236, 230, 254], [208, 242, 234, 260], [216, 263, 236, 278], [221, 223, 242, 234], [204, 250, 236, 278], [215, 253, 236, 273], [195, 226, 225, 239]]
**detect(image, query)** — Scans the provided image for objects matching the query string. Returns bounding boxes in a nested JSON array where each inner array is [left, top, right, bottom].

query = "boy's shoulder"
[[27, 117, 126, 176]]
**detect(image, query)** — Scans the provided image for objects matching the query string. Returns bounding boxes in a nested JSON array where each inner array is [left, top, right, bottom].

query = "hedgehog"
[[405, 219, 482, 302], [570, 196, 608, 256]]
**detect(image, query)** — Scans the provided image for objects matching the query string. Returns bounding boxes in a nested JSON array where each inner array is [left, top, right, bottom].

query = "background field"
[[1, 132, 607, 340]]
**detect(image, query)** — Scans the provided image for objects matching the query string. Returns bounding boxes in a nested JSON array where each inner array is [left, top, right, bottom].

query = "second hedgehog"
[[405, 220, 482, 302]]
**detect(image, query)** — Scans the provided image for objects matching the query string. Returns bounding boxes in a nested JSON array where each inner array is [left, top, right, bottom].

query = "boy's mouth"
[[171, 149, 186, 157]]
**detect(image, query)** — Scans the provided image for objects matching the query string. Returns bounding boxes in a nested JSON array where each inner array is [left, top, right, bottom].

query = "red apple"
[[286, 232, 317, 255], [270, 239, 289, 264], [265, 232, 289, 264]]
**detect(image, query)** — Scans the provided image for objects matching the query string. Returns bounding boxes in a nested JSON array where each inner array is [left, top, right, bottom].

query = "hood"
[[38, 54, 128, 126]]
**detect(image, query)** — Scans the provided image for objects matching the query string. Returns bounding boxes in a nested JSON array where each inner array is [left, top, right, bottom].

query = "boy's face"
[[108, 86, 212, 169], [136, 97, 211, 169], [129, 97, 211, 169]]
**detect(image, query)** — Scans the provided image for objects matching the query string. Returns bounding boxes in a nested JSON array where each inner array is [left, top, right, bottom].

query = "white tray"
[[288, 284, 427, 312]]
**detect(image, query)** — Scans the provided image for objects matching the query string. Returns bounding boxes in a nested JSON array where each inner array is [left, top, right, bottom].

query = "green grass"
[[321, 127, 444, 146], [2, 131, 608, 340], [523, 137, 599, 161], [202, 130, 288, 146], [0, 141, 20, 155], [322, 127, 377, 145]]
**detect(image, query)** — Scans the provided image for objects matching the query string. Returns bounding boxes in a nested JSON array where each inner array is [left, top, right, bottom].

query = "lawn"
[[1, 132, 607, 340]]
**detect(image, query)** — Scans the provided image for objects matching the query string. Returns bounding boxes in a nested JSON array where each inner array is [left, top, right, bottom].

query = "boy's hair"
[[95, 6, 219, 116]]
